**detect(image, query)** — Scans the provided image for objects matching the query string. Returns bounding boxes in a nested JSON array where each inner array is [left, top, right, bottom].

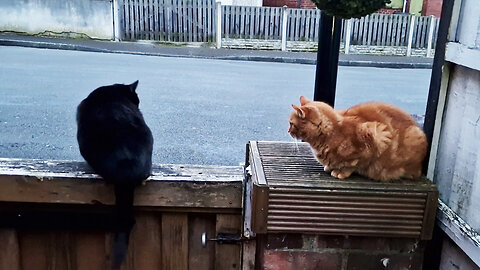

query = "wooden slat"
[[314, 10, 320, 42], [161, 213, 188, 270], [215, 214, 241, 270], [159, 0, 165, 40], [269, 8, 275, 39], [123, 0, 130, 39], [386, 14, 393, 46], [153, 0, 159, 40], [0, 229, 20, 270], [75, 232, 106, 270], [19, 232, 74, 270], [19, 232, 48, 270], [183, 0, 188, 42], [255, 7, 260, 38], [132, 213, 162, 269], [149, 0, 154, 39], [188, 214, 216, 270], [248, 7, 255, 39], [207, 1, 215, 42], [187, 1, 192, 42], [193, 0, 198, 41], [140, 0, 145, 39], [262, 7, 266, 39]]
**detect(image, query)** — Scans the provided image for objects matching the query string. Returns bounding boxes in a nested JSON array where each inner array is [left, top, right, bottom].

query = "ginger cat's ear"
[[300, 96, 311, 106], [292, 104, 307, 119]]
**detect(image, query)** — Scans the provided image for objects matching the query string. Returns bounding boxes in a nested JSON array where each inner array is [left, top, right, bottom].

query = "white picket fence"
[[114, 0, 439, 55]]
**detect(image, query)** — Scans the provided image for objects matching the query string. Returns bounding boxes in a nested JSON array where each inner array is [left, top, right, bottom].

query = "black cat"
[[76, 81, 153, 268]]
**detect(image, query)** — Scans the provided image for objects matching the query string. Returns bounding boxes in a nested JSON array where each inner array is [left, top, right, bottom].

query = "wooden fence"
[[119, 0, 217, 42], [0, 159, 244, 270], [115, 0, 439, 54]]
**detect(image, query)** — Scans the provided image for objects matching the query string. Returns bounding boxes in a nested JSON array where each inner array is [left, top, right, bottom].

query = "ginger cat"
[[289, 96, 427, 181]]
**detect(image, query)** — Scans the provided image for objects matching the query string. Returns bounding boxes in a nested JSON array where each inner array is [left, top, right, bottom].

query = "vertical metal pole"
[[313, 12, 342, 107], [422, 0, 455, 174]]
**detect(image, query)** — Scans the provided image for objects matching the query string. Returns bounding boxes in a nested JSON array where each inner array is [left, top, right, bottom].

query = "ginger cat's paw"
[[323, 165, 331, 173], [331, 169, 353, 179]]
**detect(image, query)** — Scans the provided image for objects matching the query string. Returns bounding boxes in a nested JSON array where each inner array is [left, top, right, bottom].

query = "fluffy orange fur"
[[289, 96, 427, 181]]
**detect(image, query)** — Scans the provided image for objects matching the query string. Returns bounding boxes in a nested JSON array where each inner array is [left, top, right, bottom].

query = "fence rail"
[[117, 0, 439, 55]]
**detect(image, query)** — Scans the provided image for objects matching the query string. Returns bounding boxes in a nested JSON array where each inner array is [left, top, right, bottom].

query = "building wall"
[[258, 234, 425, 270], [409, 0, 424, 15], [0, 0, 113, 39], [422, 0, 442, 17]]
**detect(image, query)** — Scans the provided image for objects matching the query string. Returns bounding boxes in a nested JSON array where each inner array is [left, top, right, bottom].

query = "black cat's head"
[[122, 80, 140, 107], [88, 81, 140, 107]]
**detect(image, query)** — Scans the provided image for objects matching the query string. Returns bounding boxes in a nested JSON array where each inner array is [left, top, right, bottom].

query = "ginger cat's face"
[[288, 96, 336, 141]]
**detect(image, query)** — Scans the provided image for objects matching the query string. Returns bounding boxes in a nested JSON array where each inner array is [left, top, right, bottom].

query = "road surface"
[[0, 46, 432, 165]]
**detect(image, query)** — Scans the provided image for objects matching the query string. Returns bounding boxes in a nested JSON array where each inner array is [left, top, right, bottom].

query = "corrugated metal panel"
[[248, 141, 438, 239]]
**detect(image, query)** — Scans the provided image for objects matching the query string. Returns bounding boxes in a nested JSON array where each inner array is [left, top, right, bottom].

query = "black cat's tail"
[[112, 183, 136, 269]]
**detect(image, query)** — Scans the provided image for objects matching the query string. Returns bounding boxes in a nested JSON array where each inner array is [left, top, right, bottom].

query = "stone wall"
[[222, 38, 433, 57], [257, 234, 425, 270]]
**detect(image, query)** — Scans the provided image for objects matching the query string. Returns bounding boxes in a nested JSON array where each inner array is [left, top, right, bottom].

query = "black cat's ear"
[[129, 80, 139, 93]]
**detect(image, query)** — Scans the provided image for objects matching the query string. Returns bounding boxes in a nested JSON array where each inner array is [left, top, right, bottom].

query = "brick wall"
[[256, 234, 426, 270], [422, 0, 442, 17], [262, 0, 316, 9]]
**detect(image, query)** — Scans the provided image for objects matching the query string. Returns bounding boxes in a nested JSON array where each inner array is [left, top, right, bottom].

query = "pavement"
[[0, 33, 433, 69]]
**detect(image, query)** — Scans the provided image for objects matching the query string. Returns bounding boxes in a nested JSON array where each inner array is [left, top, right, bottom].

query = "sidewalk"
[[0, 33, 433, 69]]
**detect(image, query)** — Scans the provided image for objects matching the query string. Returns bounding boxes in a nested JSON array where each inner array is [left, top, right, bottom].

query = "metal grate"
[[246, 141, 438, 240]]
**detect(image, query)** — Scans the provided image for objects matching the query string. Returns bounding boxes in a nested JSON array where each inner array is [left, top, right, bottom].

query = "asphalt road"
[[0, 46, 432, 165]]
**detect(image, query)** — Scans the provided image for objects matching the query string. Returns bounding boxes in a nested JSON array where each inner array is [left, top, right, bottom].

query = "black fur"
[[76, 81, 153, 269]]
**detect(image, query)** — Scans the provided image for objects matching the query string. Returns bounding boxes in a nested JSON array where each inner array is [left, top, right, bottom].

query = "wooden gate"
[[0, 159, 244, 270], [118, 0, 217, 42]]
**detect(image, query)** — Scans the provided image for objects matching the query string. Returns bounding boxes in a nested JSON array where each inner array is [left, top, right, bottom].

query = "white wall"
[[0, 0, 113, 39]]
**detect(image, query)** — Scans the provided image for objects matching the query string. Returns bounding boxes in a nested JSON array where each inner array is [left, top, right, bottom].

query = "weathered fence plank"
[[161, 213, 188, 270]]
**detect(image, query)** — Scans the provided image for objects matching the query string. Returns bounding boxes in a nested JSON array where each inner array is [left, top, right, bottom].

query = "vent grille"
[[250, 141, 438, 239]]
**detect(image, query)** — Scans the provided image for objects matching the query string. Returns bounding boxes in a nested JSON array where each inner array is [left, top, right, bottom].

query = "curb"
[[0, 39, 433, 69]]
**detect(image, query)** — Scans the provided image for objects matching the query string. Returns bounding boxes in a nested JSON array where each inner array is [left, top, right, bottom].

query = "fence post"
[[426, 16, 436, 57], [406, 15, 416, 56], [216, 2, 222, 49], [112, 0, 122, 41], [344, 19, 353, 54], [281, 6, 288, 51]]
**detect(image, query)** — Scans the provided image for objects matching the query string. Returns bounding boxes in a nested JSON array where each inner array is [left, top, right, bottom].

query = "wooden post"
[[112, 0, 122, 41], [344, 19, 353, 54], [281, 6, 288, 51], [426, 16, 436, 57], [216, 1, 222, 49], [406, 15, 416, 56]]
